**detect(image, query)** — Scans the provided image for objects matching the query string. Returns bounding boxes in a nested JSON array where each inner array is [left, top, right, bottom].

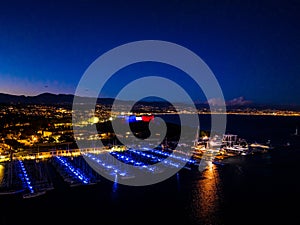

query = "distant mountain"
[[0, 93, 115, 105], [0, 93, 299, 111], [203, 96, 300, 111], [0, 93, 70, 105]]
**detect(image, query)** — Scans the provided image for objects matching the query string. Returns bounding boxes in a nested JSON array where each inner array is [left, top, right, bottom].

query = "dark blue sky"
[[0, 0, 299, 105]]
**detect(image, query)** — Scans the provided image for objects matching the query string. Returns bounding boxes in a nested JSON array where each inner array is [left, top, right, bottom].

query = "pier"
[[0, 136, 274, 198]]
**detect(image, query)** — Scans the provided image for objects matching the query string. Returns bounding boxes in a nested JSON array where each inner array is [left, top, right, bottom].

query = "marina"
[[0, 132, 275, 198], [0, 114, 299, 225]]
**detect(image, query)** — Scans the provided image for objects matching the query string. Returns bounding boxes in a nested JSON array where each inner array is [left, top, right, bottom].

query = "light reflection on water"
[[0, 164, 4, 184], [190, 162, 223, 224]]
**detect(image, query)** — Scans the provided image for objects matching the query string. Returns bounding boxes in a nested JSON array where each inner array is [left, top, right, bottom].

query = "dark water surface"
[[1, 115, 300, 225]]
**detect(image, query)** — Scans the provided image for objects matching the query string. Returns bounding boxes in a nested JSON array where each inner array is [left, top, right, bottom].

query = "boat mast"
[[194, 125, 199, 147]]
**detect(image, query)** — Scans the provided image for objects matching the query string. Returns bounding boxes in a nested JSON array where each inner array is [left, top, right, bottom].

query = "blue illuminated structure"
[[84, 146, 197, 179], [126, 115, 136, 123], [109, 148, 193, 169], [18, 160, 34, 194], [110, 151, 157, 172], [148, 148, 197, 165], [55, 156, 90, 184], [84, 153, 131, 177]]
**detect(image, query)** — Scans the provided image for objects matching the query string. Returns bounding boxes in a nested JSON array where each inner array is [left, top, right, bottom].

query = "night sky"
[[0, 0, 299, 105]]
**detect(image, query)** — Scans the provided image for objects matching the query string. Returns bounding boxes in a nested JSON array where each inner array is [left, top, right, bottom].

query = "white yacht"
[[222, 134, 249, 155]]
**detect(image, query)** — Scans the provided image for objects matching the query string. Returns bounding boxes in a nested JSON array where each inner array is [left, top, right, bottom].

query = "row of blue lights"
[[110, 151, 156, 172], [128, 149, 160, 163], [84, 153, 130, 177], [55, 156, 90, 184], [111, 149, 182, 169], [147, 148, 197, 165], [85, 147, 196, 177], [127, 149, 181, 168], [18, 160, 34, 193]]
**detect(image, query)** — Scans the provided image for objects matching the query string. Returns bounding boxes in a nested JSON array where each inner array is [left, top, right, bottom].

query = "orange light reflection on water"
[[191, 161, 222, 224], [0, 164, 4, 184]]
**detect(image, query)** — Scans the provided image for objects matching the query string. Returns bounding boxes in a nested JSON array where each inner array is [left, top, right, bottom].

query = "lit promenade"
[[0, 147, 112, 162]]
